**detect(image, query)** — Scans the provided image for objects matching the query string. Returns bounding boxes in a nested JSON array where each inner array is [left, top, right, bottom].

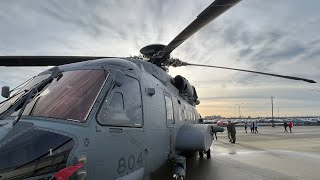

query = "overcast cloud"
[[0, 0, 319, 117]]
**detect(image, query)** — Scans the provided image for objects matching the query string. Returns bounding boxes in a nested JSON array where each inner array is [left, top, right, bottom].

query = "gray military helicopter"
[[0, 0, 316, 179]]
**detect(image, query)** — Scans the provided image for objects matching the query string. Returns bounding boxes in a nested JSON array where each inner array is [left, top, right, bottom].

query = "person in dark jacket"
[[227, 121, 236, 143], [227, 121, 232, 142], [250, 121, 255, 133], [284, 121, 288, 132], [213, 132, 218, 140]]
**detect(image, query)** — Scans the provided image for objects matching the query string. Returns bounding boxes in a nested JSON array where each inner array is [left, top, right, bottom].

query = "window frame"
[[96, 73, 144, 128], [164, 92, 175, 127], [106, 91, 125, 112], [8, 69, 109, 123]]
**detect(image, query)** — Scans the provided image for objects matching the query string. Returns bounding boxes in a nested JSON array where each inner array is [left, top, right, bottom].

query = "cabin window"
[[97, 75, 143, 127], [165, 96, 174, 121], [192, 111, 195, 121], [164, 93, 174, 127], [187, 111, 190, 121], [178, 107, 183, 122]]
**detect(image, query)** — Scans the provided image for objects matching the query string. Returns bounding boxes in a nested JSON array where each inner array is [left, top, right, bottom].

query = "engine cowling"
[[175, 124, 213, 152], [173, 75, 199, 105], [174, 75, 193, 96]]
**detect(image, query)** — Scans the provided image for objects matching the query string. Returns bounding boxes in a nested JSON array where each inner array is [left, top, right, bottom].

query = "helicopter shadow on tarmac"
[[151, 151, 295, 180], [150, 154, 215, 180]]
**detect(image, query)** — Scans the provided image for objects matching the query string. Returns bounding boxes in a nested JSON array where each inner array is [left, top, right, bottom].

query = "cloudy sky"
[[0, 0, 319, 117]]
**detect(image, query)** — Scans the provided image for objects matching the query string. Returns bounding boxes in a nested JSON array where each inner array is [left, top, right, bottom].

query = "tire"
[[174, 174, 185, 180], [199, 151, 204, 158], [206, 149, 211, 159]]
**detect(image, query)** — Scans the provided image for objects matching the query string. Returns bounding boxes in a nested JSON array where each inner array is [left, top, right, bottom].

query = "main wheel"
[[206, 149, 211, 159], [199, 151, 204, 158]]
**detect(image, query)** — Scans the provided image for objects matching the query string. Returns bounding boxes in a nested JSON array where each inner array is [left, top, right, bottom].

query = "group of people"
[[205, 118, 294, 144], [284, 121, 293, 133], [244, 121, 259, 134], [222, 120, 295, 145], [227, 120, 259, 144]]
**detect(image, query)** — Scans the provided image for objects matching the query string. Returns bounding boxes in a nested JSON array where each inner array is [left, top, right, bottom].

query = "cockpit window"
[[97, 75, 143, 127], [7, 70, 108, 122]]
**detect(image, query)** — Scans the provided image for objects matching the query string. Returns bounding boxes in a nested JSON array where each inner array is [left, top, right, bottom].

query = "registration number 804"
[[117, 152, 143, 174]]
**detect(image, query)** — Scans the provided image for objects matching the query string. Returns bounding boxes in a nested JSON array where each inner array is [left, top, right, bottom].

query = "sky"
[[0, 0, 320, 117]]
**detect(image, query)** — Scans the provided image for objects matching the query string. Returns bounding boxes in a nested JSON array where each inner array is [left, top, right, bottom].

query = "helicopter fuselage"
[[0, 58, 204, 180]]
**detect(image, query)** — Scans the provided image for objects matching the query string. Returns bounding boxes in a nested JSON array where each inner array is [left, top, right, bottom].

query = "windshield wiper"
[[0, 91, 31, 119], [12, 67, 63, 125], [12, 89, 37, 126], [0, 77, 35, 106], [0, 91, 24, 107], [0, 67, 62, 123]]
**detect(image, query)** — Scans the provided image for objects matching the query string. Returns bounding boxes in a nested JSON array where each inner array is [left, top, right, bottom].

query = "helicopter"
[[0, 0, 317, 179]]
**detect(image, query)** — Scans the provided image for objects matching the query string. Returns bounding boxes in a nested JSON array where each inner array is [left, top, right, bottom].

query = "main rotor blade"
[[0, 56, 109, 66], [160, 0, 241, 57], [184, 62, 316, 83]]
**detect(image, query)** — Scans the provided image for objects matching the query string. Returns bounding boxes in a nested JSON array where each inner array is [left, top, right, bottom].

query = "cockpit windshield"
[[0, 69, 108, 122]]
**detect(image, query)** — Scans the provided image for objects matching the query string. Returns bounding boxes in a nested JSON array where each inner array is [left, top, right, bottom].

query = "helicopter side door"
[[93, 72, 146, 179]]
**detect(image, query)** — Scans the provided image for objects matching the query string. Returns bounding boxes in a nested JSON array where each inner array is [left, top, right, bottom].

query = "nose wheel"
[[199, 148, 211, 159], [173, 174, 185, 180], [171, 155, 186, 180]]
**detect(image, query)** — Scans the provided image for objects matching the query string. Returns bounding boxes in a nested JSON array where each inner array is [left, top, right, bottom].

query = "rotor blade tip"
[[305, 80, 317, 83]]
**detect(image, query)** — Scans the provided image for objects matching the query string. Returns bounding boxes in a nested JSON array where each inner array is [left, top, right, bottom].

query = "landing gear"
[[206, 149, 211, 158], [199, 151, 204, 158], [173, 173, 185, 180], [172, 155, 186, 180], [199, 148, 211, 159]]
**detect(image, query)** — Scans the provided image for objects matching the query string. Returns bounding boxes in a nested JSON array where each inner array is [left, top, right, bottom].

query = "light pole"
[[235, 103, 244, 119], [271, 96, 275, 127]]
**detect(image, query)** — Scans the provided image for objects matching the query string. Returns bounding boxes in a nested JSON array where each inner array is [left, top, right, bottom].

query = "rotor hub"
[[140, 44, 166, 59]]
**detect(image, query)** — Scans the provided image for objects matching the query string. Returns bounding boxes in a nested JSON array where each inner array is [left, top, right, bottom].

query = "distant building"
[[204, 115, 222, 119]]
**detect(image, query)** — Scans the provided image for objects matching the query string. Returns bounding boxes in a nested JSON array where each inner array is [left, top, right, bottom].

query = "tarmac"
[[151, 126, 320, 180]]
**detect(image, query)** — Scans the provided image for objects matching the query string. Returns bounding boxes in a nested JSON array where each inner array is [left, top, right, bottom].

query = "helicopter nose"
[[0, 121, 75, 180]]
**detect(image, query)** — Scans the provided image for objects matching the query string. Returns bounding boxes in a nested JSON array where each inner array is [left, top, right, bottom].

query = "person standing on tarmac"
[[230, 121, 236, 143], [255, 121, 259, 134], [227, 121, 232, 142], [284, 121, 288, 132], [288, 121, 293, 133], [244, 122, 248, 133], [227, 121, 236, 143], [213, 131, 218, 140], [251, 121, 255, 133]]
